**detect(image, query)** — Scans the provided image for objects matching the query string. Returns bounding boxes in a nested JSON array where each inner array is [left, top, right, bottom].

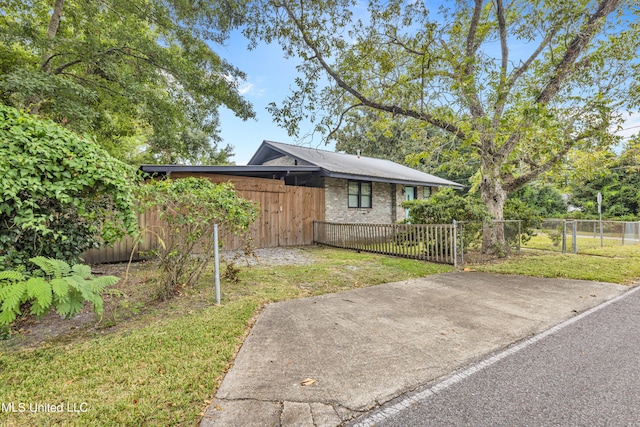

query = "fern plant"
[[0, 257, 120, 326]]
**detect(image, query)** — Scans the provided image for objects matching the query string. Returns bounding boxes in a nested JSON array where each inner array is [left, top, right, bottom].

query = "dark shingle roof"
[[248, 140, 464, 189]]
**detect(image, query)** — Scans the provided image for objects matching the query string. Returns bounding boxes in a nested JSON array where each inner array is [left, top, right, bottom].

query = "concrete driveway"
[[200, 271, 627, 426]]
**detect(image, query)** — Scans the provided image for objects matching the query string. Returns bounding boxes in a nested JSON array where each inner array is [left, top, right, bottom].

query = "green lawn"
[[3, 244, 639, 426], [522, 232, 622, 252], [473, 244, 640, 284], [0, 247, 451, 427]]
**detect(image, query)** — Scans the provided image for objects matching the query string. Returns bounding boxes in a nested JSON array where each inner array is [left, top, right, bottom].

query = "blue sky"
[[216, 31, 334, 165]]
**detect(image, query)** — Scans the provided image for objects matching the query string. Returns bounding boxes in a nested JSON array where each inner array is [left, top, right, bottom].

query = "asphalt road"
[[352, 285, 640, 427]]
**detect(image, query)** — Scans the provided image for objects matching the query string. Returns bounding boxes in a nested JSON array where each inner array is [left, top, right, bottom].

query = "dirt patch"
[[2, 260, 153, 350], [1, 247, 317, 350], [223, 246, 316, 267]]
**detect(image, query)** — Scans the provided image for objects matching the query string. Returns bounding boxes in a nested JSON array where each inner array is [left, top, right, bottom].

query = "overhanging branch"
[[277, 0, 469, 141], [535, 0, 622, 105]]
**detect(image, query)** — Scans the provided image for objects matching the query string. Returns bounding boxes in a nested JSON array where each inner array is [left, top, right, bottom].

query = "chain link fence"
[[454, 220, 523, 265], [523, 219, 640, 253]]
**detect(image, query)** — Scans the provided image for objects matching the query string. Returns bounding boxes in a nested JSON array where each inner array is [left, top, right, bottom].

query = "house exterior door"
[[404, 186, 417, 221]]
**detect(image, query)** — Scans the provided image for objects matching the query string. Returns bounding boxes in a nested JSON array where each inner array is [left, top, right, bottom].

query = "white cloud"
[[224, 74, 264, 98], [617, 111, 640, 141], [238, 81, 262, 97]]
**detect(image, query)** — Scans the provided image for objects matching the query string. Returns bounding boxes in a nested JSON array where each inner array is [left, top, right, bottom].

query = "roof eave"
[[139, 164, 322, 175], [324, 171, 465, 190]]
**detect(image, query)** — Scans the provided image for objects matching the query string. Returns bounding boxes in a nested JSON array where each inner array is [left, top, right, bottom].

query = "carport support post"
[[214, 224, 221, 305]]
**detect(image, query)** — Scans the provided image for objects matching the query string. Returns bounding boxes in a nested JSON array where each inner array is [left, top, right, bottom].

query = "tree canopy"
[[568, 139, 640, 218], [244, 0, 640, 251], [0, 0, 254, 164]]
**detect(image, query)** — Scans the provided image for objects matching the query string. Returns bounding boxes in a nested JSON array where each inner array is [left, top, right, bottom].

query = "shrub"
[[0, 257, 119, 326], [403, 188, 488, 224], [403, 188, 489, 249], [136, 177, 258, 299], [0, 104, 138, 269], [504, 198, 542, 245]]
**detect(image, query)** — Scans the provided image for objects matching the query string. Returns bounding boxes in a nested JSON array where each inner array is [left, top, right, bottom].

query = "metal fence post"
[[572, 221, 577, 254], [313, 220, 317, 243], [214, 224, 221, 305], [600, 218, 604, 247], [517, 220, 521, 253], [562, 220, 567, 254], [453, 220, 457, 267]]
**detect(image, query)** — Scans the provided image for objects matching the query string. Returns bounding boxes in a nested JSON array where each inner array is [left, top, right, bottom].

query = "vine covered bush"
[[0, 257, 119, 326], [0, 104, 138, 269], [137, 177, 258, 299]]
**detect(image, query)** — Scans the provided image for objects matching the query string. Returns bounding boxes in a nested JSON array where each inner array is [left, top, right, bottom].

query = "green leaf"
[[71, 264, 92, 279], [25, 277, 53, 317], [50, 278, 70, 298], [0, 281, 27, 325]]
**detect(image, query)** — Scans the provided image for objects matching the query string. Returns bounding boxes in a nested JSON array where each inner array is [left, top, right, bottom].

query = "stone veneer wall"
[[324, 178, 394, 223], [325, 177, 440, 224]]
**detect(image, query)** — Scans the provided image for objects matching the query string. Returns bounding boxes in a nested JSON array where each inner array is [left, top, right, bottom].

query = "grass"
[[0, 247, 451, 427], [472, 244, 640, 285], [523, 231, 630, 252]]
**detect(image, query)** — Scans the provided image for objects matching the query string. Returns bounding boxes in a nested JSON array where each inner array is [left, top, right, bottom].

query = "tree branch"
[[508, 25, 560, 89], [52, 59, 83, 75], [535, 0, 622, 105], [496, 0, 508, 80], [278, 0, 469, 141], [466, 0, 484, 56], [502, 128, 592, 192], [327, 103, 363, 142], [458, 1, 485, 120]]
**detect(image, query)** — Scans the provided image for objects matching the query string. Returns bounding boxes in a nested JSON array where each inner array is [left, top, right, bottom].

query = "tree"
[[509, 184, 567, 217], [0, 0, 254, 164], [244, 0, 639, 252], [568, 140, 640, 218], [0, 104, 138, 269]]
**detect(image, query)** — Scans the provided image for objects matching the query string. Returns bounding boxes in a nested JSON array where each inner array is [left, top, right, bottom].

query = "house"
[[143, 140, 463, 223], [83, 141, 463, 263]]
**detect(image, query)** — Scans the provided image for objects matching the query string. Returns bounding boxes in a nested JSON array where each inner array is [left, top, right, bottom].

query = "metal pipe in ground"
[[214, 224, 220, 305]]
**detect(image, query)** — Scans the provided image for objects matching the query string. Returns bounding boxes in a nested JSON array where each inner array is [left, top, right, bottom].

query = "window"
[[348, 181, 372, 208], [423, 187, 432, 198]]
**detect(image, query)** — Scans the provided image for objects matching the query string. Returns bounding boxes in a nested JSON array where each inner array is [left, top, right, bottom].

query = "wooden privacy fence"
[[82, 175, 325, 264], [82, 209, 160, 264], [313, 221, 457, 265]]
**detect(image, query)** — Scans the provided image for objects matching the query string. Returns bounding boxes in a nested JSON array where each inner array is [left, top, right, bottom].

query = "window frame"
[[347, 180, 372, 209]]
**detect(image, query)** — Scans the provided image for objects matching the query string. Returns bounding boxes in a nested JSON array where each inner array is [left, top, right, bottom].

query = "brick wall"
[[324, 178, 439, 224], [324, 178, 394, 223]]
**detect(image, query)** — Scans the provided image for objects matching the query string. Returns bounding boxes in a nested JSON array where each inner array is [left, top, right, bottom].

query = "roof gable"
[[249, 140, 464, 189]]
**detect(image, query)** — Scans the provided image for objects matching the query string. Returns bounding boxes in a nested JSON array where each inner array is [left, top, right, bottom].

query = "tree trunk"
[[479, 168, 508, 255], [30, 0, 64, 114], [41, 0, 65, 72]]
